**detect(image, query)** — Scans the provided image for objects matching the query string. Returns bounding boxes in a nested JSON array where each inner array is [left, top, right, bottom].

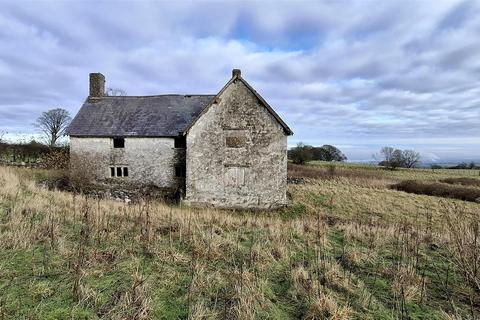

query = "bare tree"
[[380, 147, 403, 169], [402, 149, 421, 168], [378, 146, 421, 169], [106, 88, 127, 96], [35, 108, 71, 147]]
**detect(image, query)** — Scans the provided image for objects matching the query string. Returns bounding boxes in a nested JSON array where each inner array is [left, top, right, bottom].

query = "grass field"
[[0, 164, 479, 319]]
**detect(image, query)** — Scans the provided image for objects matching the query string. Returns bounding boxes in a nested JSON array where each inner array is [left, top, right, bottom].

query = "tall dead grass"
[[442, 203, 480, 293], [0, 166, 352, 319], [1, 165, 479, 319]]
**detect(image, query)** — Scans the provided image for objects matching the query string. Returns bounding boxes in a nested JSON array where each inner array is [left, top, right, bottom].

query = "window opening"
[[113, 138, 125, 148], [110, 166, 129, 177]]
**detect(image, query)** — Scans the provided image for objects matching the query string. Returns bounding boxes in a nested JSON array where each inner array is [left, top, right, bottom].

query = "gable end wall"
[[184, 79, 288, 209]]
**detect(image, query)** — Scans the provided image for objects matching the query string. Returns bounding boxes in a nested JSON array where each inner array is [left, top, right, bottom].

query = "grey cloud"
[[0, 0, 479, 161], [436, 0, 475, 31]]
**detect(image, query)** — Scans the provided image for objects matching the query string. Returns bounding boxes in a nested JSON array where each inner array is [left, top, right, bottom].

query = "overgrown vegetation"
[[1, 164, 479, 319], [441, 177, 480, 187], [0, 140, 69, 169], [393, 180, 480, 203]]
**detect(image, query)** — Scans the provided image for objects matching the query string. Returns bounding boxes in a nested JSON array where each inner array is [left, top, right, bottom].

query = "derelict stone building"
[[67, 70, 293, 209]]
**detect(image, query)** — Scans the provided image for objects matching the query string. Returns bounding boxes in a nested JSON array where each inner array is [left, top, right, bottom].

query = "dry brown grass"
[[1, 165, 480, 319], [290, 178, 479, 230], [305, 294, 351, 320], [0, 166, 349, 319], [288, 163, 383, 181], [442, 204, 480, 292]]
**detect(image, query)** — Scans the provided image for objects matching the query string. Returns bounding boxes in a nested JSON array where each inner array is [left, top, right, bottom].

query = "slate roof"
[[66, 95, 215, 137]]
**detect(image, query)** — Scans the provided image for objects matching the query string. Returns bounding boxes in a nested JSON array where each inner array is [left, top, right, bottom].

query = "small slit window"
[[123, 167, 129, 177], [113, 138, 125, 148], [110, 167, 115, 177], [174, 136, 186, 149], [116, 167, 123, 177]]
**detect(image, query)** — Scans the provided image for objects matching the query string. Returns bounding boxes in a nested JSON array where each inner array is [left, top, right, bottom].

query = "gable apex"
[[183, 71, 293, 136]]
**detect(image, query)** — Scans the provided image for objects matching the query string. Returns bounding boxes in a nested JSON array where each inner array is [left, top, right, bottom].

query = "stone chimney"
[[89, 73, 105, 97], [232, 69, 241, 78]]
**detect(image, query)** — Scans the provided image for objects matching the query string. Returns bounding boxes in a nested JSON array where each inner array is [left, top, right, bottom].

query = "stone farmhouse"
[[66, 69, 293, 209]]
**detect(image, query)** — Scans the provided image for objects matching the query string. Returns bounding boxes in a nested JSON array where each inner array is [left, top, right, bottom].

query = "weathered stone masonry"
[[67, 70, 292, 209], [70, 136, 184, 189], [184, 74, 288, 209]]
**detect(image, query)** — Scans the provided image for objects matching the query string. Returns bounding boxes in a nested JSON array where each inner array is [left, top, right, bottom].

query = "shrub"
[[41, 147, 70, 170], [440, 178, 480, 187], [69, 153, 100, 190], [392, 180, 480, 203]]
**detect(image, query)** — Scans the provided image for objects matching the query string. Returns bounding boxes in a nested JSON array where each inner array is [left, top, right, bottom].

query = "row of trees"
[[0, 140, 50, 163], [288, 143, 423, 170], [0, 140, 69, 168], [288, 143, 347, 165], [432, 162, 478, 170]]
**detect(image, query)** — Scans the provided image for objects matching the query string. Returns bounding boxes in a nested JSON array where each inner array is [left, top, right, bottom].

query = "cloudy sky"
[[1, 0, 479, 162]]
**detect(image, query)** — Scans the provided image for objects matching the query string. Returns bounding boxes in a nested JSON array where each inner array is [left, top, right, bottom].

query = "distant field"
[[308, 160, 480, 181], [0, 164, 479, 319]]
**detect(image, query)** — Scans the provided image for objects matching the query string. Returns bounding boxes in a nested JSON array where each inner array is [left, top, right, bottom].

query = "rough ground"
[[0, 164, 479, 319]]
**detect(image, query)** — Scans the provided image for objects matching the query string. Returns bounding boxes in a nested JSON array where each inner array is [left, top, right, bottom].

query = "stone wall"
[[184, 79, 288, 209], [70, 137, 184, 189]]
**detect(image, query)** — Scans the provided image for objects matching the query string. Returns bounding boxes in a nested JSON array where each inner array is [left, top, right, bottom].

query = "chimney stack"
[[89, 73, 105, 97], [232, 69, 241, 78]]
